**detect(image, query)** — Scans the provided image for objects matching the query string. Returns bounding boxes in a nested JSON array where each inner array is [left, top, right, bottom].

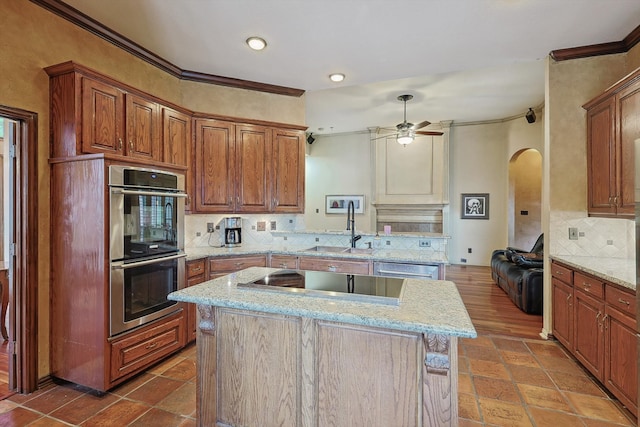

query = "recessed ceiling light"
[[329, 73, 345, 82], [246, 37, 267, 51]]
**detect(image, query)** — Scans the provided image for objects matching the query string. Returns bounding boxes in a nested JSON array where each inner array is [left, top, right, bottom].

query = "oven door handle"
[[112, 253, 187, 270], [111, 188, 189, 198]]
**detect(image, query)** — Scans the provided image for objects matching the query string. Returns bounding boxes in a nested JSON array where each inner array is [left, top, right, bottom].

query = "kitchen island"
[[169, 267, 476, 427]]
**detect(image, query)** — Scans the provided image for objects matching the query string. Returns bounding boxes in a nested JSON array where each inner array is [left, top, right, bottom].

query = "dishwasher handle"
[[375, 269, 434, 278]]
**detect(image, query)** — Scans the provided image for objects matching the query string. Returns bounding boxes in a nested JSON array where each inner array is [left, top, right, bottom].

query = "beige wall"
[[510, 149, 542, 250], [0, 0, 304, 380]]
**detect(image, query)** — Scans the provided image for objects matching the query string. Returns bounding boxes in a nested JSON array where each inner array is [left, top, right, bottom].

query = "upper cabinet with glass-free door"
[[583, 68, 640, 219]]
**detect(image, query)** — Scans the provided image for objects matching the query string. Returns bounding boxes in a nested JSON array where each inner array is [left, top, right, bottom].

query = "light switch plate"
[[568, 227, 578, 240]]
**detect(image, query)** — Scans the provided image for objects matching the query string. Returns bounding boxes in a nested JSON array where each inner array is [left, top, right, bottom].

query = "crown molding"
[[550, 24, 640, 61], [30, 0, 305, 97]]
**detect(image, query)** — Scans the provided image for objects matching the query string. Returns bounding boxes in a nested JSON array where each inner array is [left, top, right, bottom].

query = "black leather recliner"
[[490, 234, 543, 315]]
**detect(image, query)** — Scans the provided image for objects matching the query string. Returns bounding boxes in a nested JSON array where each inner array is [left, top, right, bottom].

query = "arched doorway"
[[508, 148, 542, 250]]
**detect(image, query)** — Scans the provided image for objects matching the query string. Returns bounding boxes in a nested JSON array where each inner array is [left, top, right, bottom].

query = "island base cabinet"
[[196, 305, 458, 427]]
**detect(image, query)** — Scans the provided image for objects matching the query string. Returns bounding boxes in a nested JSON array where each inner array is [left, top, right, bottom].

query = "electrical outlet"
[[207, 222, 214, 233], [460, 258, 467, 263], [270, 220, 277, 230], [257, 221, 266, 231], [468, 248, 472, 253], [568, 227, 578, 240], [419, 240, 431, 247]]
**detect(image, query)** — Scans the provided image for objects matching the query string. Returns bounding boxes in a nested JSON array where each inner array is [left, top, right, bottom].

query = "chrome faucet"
[[346, 200, 362, 248]]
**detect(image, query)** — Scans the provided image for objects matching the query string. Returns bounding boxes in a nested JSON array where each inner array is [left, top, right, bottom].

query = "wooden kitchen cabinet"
[[271, 128, 305, 213], [573, 288, 605, 379], [186, 258, 208, 343], [583, 67, 640, 218], [208, 255, 268, 279], [235, 123, 271, 212], [80, 75, 161, 161], [193, 118, 305, 214], [605, 301, 638, 414], [551, 260, 637, 416], [270, 254, 299, 270], [551, 277, 573, 350], [163, 107, 192, 210], [47, 61, 188, 166], [298, 256, 371, 275], [110, 311, 185, 383]]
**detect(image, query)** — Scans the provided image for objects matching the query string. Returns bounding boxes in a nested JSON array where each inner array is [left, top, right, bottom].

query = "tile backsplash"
[[549, 211, 635, 259], [185, 213, 447, 255], [185, 214, 304, 248]]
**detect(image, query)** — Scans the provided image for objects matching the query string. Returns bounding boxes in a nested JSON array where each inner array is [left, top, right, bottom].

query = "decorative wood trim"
[[197, 305, 215, 335], [551, 24, 640, 61], [0, 105, 39, 393], [30, 0, 305, 97], [424, 334, 450, 375]]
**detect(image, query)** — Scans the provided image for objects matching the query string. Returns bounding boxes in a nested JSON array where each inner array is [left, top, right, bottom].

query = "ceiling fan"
[[376, 94, 440, 145]]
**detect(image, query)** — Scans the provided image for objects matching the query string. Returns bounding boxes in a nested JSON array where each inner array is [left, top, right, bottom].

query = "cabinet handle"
[[582, 282, 591, 290], [129, 140, 134, 151], [192, 266, 202, 272], [603, 314, 608, 329], [279, 263, 288, 268], [617, 297, 630, 306], [613, 196, 618, 206], [327, 265, 337, 272], [234, 262, 244, 267], [566, 294, 571, 303], [596, 311, 601, 322], [145, 342, 158, 350], [118, 138, 123, 150]]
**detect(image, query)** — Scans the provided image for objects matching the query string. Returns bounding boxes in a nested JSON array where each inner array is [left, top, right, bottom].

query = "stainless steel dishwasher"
[[373, 262, 441, 279]]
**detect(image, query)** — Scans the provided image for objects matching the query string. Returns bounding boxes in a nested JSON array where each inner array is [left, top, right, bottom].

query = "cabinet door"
[[271, 128, 305, 213], [235, 124, 270, 212], [186, 259, 207, 343], [617, 84, 640, 216], [605, 306, 638, 416], [81, 77, 124, 154], [586, 96, 616, 216], [194, 119, 235, 212], [573, 289, 605, 380], [163, 108, 192, 210], [551, 278, 573, 350], [125, 94, 160, 161]]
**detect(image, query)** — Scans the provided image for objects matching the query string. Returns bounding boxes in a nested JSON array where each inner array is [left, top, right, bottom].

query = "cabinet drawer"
[[110, 314, 184, 382], [209, 255, 267, 273], [551, 262, 573, 284], [574, 272, 604, 298], [270, 255, 299, 270], [187, 259, 206, 278], [606, 285, 636, 317], [298, 256, 371, 275]]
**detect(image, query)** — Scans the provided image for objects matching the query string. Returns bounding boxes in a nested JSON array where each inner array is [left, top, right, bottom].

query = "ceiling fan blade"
[[411, 120, 431, 130], [371, 133, 399, 141], [416, 130, 444, 136]]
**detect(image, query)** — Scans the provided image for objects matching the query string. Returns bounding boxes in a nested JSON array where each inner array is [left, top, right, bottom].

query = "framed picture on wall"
[[461, 193, 489, 219], [325, 195, 365, 214]]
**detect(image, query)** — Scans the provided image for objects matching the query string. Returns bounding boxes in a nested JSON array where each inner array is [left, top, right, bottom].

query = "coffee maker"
[[224, 217, 242, 247]]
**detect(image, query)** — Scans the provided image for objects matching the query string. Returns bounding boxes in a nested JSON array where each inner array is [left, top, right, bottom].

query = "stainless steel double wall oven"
[[109, 165, 187, 336]]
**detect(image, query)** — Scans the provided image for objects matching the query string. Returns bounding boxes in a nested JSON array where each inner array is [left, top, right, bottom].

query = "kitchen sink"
[[303, 245, 350, 253], [303, 246, 373, 254], [343, 247, 374, 254]]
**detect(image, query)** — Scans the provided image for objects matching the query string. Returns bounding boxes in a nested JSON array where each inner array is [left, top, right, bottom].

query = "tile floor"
[[0, 335, 635, 426], [458, 335, 637, 427]]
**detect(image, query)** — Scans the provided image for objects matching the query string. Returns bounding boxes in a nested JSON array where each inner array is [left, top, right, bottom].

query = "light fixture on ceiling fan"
[[393, 94, 431, 145]]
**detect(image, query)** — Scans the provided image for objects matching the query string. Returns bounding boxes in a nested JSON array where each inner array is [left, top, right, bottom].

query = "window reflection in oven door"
[[110, 253, 185, 336]]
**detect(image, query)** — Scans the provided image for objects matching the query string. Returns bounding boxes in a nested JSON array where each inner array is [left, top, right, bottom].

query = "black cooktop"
[[238, 270, 405, 305]]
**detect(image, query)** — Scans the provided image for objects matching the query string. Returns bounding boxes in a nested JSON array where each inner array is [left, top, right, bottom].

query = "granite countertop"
[[550, 255, 636, 291], [185, 245, 449, 265], [169, 266, 476, 338]]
